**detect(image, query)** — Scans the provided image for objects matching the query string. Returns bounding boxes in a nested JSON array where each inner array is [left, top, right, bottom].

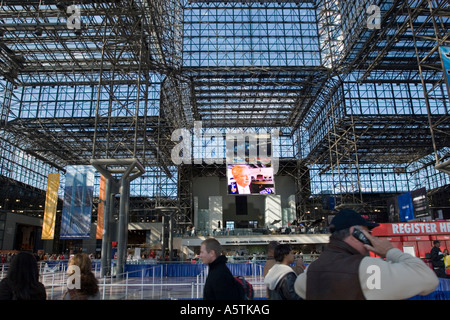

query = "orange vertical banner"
[[42, 173, 60, 239], [96, 175, 106, 239]]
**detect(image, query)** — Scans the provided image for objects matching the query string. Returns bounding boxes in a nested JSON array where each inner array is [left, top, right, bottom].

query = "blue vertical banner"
[[60, 165, 95, 239], [397, 192, 415, 222], [439, 46, 450, 102]]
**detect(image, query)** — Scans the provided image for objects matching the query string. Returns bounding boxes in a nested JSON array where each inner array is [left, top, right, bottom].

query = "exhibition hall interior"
[[0, 0, 449, 297]]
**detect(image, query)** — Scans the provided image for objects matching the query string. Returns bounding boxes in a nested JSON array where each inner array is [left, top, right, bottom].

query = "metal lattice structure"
[[0, 0, 449, 228]]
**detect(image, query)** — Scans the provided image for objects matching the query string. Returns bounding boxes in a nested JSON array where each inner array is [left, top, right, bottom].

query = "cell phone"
[[352, 228, 372, 245]]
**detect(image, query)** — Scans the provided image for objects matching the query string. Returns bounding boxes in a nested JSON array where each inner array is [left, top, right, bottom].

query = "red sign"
[[372, 222, 450, 237]]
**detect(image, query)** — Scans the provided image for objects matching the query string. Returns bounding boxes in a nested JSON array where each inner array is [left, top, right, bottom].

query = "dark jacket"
[[264, 263, 301, 300], [203, 255, 244, 300], [306, 237, 365, 300], [430, 246, 445, 268], [0, 278, 46, 300]]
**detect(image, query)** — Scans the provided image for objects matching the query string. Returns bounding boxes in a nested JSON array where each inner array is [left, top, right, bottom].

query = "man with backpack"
[[199, 237, 247, 300]]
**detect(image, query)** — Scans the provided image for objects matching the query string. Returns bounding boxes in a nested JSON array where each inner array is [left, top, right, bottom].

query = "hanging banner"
[[439, 46, 450, 103], [397, 192, 415, 222], [41, 173, 60, 240], [60, 165, 95, 239], [96, 175, 106, 239]]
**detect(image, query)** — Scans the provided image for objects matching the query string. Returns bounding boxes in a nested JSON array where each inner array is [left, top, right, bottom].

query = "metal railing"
[[1, 261, 266, 300]]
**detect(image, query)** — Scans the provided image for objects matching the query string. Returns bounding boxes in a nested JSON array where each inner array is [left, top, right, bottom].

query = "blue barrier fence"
[[124, 263, 264, 277], [124, 263, 204, 277], [41, 260, 265, 277]]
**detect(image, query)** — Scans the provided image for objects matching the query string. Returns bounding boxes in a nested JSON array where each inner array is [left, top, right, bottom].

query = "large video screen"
[[227, 164, 275, 195]]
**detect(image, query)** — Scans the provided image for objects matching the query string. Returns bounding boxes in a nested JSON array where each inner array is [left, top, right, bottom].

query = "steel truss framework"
[[0, 0, 449, 229]]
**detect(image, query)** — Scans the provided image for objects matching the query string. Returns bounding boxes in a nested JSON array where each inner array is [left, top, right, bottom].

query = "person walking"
[[264, 244, 301, 300], [263, 241, 305, 277], [430, 240, 446, 278], [199, 237, 244, 300]]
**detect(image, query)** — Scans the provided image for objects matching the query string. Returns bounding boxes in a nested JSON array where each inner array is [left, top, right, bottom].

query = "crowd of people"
[[0, 209, 448, 301], [0, 252, 97, 264], [199, 209, 444, 301]]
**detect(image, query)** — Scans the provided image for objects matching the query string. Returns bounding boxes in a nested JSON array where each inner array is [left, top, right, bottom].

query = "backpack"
[[234, 276, 254, 300]]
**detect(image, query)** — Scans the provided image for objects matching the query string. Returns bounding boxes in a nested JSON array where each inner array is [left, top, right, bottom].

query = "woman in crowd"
[[63, 253, 100, 300], [0, 251, 46, 300]]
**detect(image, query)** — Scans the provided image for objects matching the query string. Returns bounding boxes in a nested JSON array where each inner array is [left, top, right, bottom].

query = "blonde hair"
[[231, 165, 248, 177]]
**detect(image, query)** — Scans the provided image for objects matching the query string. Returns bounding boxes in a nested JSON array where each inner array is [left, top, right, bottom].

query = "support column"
[[100, 177, 112, 277], [91, 158, 145, 278], [116, 177, 130, 276], [157, 207, 179, 262]]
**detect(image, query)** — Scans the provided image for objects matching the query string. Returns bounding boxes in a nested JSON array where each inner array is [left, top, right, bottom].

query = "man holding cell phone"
[[294, 209, 439, 300]]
